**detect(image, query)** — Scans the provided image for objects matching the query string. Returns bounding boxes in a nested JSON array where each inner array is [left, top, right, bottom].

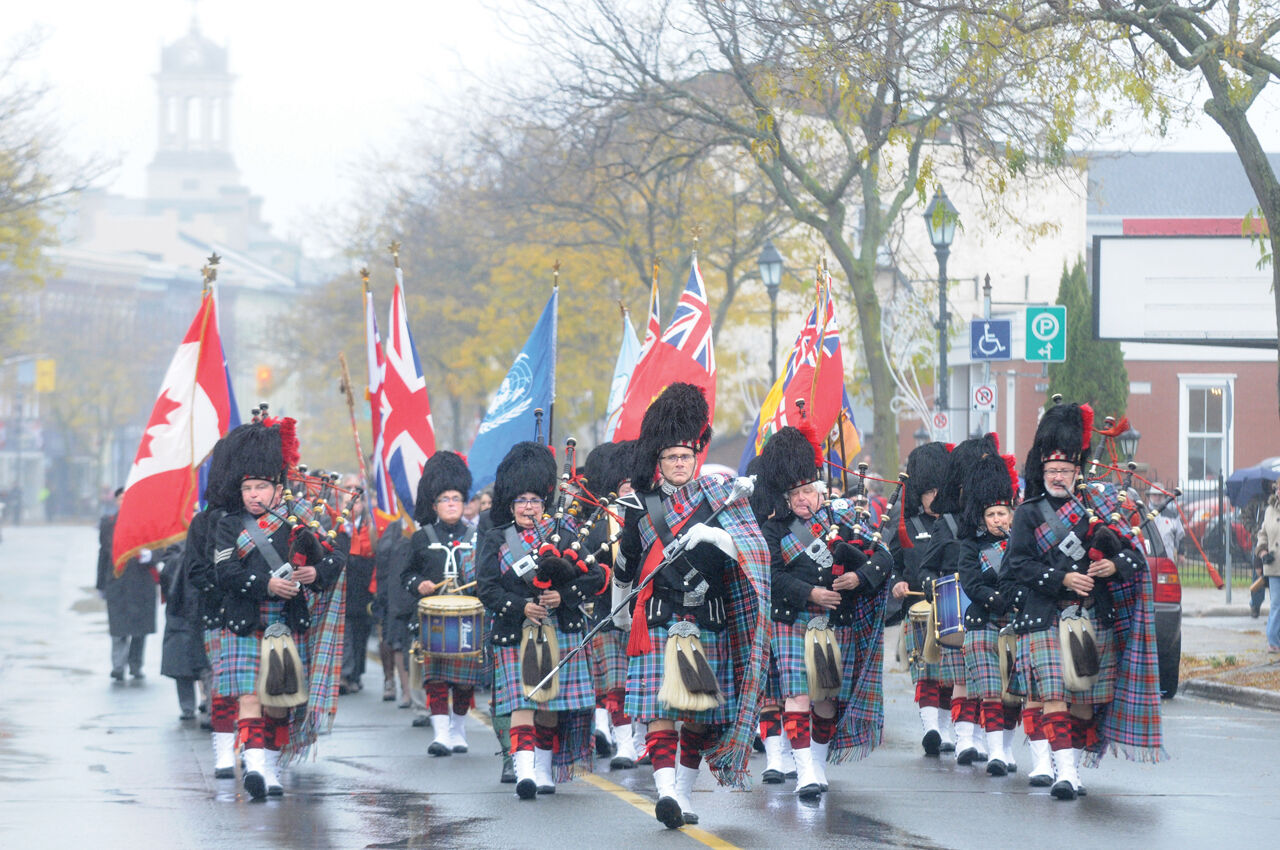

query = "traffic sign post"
[[971, 383, 997, 413], [932, 411, 949, 432], [1025, 306, 1066, 362], [969, 319, 1011, 361]]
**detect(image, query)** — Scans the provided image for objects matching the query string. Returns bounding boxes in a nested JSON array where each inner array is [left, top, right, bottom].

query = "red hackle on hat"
[[1003, 454, 1018, 491], [796, 418, 824, 469], [1079, 404, 1094, 453]]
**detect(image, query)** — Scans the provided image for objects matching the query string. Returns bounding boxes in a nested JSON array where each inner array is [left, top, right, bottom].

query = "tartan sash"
[[626, 488, 701, 656]]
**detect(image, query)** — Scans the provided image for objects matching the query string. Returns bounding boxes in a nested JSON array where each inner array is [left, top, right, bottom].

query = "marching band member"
[[758, 424, 890, 799], [1007, 400, 1162, 801], [956, 450, 1024, 777], [916, 434, 997, 765], [580, 440, 641, 769], [614, 383, 770, 829], [889, 442, 953, 756], [212, 417, 346, 800], [477, 441, 606, 800], [403, 451, 481, 757]]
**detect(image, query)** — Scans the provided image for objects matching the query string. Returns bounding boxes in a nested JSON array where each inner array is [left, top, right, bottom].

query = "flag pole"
[[340, 346, 379, 547], [809, 258, 827, 410], [548, 259, 560, 448]]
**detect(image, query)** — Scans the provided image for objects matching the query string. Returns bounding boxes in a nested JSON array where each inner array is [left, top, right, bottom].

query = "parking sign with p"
[[1025, 306, 1066, 363]]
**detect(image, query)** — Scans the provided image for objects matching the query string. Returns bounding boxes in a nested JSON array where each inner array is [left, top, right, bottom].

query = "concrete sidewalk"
[[1181, 585, 1269, 618], [1178, 585, 1280, 710]]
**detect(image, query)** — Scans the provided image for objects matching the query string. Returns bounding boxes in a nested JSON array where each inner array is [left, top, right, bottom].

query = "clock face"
[[184, 44, 202, 66]]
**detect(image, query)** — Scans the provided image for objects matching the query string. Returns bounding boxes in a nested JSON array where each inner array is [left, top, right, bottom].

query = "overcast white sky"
[[11, 1, 1280, 255]]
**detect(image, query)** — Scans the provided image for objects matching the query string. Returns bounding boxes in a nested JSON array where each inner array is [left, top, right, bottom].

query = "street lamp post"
[[924, 189, 958, 414], [913, 426, 930, 447], [1117, 426, 1141, 464], [758, 239, 784, 385]]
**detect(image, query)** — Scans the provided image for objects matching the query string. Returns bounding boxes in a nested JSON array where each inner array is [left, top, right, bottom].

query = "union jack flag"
[[641, 274, 661, 355], [380, 267, 436, 513], [660, 261, 715, 374], [364, 286, 397, 521]]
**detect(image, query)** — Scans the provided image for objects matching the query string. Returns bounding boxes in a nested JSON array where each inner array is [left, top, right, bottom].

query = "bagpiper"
[[614, 383, 770, 829], [757, 423, 891, 799]]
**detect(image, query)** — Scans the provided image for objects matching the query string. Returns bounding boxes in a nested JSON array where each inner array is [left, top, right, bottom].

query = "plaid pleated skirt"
[[963, 626, 1003, 701], [204, 628, 228, 697], [1015, 623, 1117, 704], [772, 615, 858, 702], [624, 619, 735, 724], [903, 621, 966, 686], [492, 624, 595, 715], [587, 629, 628, 696], [216, 631, 311, 698]]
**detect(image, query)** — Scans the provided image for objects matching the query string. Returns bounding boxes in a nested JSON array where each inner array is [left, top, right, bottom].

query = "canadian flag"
[[112, 292, 233, 572]]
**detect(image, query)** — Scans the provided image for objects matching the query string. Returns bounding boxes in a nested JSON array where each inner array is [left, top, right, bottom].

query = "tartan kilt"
[[492, 624, 595, 715], [772, 614, 859, 702], [903, 620, 965, 686], [1016, 623, 1117, 704], [624, 618, 735, 724], [587, 629, 628, 696], [216, 630, 311, 698], [204, 628, 228, 697], [421, 650, 488, 689], [963, 626, 1003, 701]]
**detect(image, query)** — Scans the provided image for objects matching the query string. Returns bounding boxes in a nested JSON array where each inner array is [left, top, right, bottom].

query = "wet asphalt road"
[[1, 524, 1277, 849]]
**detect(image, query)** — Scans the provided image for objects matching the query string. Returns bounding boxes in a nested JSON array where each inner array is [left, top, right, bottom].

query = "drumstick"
[[450, 580, 478, 593]]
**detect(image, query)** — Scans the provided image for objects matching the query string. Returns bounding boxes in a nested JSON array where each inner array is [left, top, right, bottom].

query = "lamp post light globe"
[[1118, 426, 1141, 464], [923, 189, 958, 415]]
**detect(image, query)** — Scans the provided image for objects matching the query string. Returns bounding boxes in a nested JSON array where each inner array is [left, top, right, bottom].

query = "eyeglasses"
[[660, 452, 696, 464], [514, 497, 544, 507], [1044, 467, 1076, 479], [435, 495, 463, 504]]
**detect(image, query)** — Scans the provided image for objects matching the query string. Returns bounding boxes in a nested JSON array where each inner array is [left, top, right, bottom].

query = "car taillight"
[[1152, 558, 1181, 604]]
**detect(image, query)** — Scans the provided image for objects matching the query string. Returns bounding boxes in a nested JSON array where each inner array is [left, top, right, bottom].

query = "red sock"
[[937, 685, 954, 711], [1071, 714, 1094, 749], [679, 725, 711, 769], [426, 681, 450, 715], [646, 729, 678, 771], [811, 712, 837, 745], [237, 717, 266, 750], [950, 700, 963, 725], [1003, 703, 1022, 731], [534, 723, 558, 752], [510, 723, 535, 753], [1042, 711, 1074, 752], [605, 688, 625, 717], [451, 686, 474, 714], [211, 696, 238, 733], [264, 714, 289, 751], [610, 708, 631, 728], [759, 710, 782, 739], [961, 698, 982, 726], [782, 711, 811, 749], [982, 700, 1006, 733], [1022, 707, 1045, 740], [914, 680, 939, 708]]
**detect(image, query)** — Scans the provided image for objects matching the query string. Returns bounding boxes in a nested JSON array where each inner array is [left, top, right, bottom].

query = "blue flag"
[[197, 341, 241, 508], [604, 310, 641, 440], [468, 289, 557, 493]]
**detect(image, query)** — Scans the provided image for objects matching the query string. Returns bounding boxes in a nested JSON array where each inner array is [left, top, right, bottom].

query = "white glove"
[[682, 523, 737, 560], [138, 548, 153, 564]]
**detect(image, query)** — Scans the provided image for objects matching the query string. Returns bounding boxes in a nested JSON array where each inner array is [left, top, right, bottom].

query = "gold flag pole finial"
[[553, 258, 561, 289], [359, 266, 370, 293], [691, 224, 702, 254], [387, 241, 401, 269], [652, 256, 661, 285], [201, 252, 221, 292], [617, 298, 628, 320]]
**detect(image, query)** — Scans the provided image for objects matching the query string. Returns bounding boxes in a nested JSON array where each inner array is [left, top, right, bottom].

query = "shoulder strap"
[[644, 493, 675, 546], [943, 513, 959, 536], [503, 524, 538, 581], [424, 524, 441, 546], [243, 515, 286, 572]]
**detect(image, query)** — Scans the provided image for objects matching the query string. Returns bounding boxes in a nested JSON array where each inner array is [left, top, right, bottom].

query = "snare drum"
[[932, 573, 971, 648], [418, 595, 485, 658], [907, 601, 940, 665]]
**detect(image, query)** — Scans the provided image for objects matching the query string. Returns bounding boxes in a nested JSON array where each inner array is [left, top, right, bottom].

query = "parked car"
[[1140, 515, 1183, 698], [1179, 499, 1250, 561]]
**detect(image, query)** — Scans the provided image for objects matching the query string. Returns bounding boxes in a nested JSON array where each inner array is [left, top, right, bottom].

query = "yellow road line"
[[469, 710, 740, 849]]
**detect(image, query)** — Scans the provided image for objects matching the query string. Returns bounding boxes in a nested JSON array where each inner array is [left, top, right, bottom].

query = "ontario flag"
[[613, 258, 715, 441], [113, 291, 234, 572], [640, 273, 661, 355], [364, 283, 397, 527], [380, 266, 436, 515], [738, 275, 848, 469]]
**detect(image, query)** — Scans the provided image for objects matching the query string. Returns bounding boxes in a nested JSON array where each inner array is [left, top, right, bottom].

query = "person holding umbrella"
[[1253, 481, 1280, 652]]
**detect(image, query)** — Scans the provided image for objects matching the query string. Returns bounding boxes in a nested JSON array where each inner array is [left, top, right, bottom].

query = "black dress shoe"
[[986, 759, 1008, 777], [610, 755, 635, 770], [243, 772, 267, 800], [940, 740, 955, 753], [761, 768, 785, 784], [428, 741, 452, 757], [200, 719, 214, 731], [110, 669, 125, 681], [501, 759, 516, 784], [516, 778, 537, 799], [956, 747, 978, 766], [922, 730, 941, 756], [179, 710, 196, 721], [655, 796, 684, 829], [595, 731, 613, 757], [214, 766, 235, 779], [1029, 773, 1054, 787], [1051, 779, 1078, 801], [412, 714, 430, 728]]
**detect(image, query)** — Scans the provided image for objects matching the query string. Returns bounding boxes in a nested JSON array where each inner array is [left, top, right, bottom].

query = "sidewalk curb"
[[1184, 608, 1269, 618], [1182, 678, 1280, 712]]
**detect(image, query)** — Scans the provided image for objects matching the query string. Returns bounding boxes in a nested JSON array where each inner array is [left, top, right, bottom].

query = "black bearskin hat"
[[903, 442, 950, 519], [582, 442, 621, 499], [215, 416, 299, 489], [203, 425, 251, 512], [1024, 400, 1094, 500], [631, 382, 713, 493], [491, 441, 557, 527], [745, 454, 781, 524], [414, 451, 472, 526], [933, 433, 998, 516], [961, 451, 1019, 534], [759, 424, 824, 505]]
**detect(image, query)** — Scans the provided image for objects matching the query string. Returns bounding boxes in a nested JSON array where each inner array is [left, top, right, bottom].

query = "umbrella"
[[1226, 456, 1280, 505]]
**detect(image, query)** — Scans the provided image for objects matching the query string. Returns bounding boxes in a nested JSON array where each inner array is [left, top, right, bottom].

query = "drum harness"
[[423, 523, 477, 589]]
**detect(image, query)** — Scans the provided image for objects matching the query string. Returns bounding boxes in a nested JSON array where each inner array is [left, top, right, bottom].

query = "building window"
[[1178, 374, 1235, 485]]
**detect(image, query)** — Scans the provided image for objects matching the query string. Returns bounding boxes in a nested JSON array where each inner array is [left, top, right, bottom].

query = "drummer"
[[476, 441, 606, 800], [914, 434, 997, 765], [956, 450, 1024, 777], [403, 450, 481, 757], [888, 441, 952, 756], [757, 422, 890, 799]]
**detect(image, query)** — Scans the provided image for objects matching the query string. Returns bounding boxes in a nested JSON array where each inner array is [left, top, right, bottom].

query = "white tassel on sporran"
[[658, 620, 723, 712], [257, 623, 308, 709], [803, 615, 844, 702]]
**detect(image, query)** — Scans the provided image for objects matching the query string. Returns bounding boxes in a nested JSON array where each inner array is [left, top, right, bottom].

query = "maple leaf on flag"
[[136, 390, 183, 462]]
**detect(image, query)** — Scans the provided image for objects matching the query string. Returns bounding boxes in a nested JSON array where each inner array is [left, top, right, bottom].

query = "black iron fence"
[[1169, 477, 1261, 587]]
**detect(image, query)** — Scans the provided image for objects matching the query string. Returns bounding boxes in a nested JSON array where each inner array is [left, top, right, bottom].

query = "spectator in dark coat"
[[340, 484, 376, 694], [375, 518, 417, 710], [160, 540, 209, 719], [96, 488, 158, 681]]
